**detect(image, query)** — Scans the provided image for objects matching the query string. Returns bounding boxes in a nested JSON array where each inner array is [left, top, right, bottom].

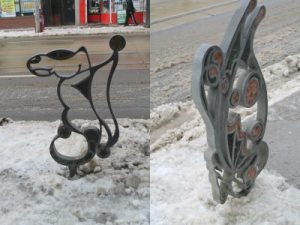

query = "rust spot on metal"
[[221, 77, 229, 93], [213, 51, 223, 66], [230, 90, 240, 107], [208, 67, 218, 79], [251, 123, 262, 139], [246, 78, 259, 106], [247, 167, 256, 178]]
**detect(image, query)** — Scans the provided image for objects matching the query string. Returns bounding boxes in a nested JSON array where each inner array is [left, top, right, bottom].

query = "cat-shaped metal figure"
[[192, 0, 269, 203], [27, 35, 126, 177]]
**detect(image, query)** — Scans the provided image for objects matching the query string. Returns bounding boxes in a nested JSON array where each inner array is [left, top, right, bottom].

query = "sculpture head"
[[26, 35, 126, 79], [26, 46, 90, 79]]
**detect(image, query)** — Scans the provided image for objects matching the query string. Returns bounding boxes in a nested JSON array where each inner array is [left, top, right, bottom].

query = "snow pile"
[[0, 119, 149, 225], [150, 103, 300, 225], [0, 26, 148, 39], [262, 54, 300, 78], [150, 101, 204, 152], [151, 138, 300, 225]]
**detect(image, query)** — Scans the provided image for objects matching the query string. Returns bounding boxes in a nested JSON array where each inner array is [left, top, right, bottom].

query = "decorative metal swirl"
[[27, 35, 126, 177], [192, 0, 269, 204]]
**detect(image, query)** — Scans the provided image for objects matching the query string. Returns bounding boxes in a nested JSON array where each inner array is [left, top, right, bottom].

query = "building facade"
[[0, 0, 35, 29], [0, 0, 147, 29]]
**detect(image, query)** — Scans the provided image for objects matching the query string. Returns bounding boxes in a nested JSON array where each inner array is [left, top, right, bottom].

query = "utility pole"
[[34, 0, 41, 32], [145, 0, 150, 28]]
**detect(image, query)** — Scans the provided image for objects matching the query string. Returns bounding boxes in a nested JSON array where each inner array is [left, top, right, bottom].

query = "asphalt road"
[[151, 0, 300, 107], [0, 33, 150, 120]]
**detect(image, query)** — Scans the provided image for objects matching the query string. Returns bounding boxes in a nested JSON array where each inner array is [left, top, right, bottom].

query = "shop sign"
[[117, 10, 126, 24], [0, 0, 16, 17]]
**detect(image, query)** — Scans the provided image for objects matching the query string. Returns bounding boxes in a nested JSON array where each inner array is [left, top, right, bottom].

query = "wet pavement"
[[0, 34, 150, 120]]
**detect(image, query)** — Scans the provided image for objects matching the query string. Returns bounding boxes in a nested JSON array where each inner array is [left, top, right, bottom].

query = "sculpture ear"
[[77, 46, 87, 53]]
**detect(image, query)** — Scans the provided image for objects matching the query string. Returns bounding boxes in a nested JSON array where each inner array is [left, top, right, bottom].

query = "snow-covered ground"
[[0, 25, 148, 39], [0, 119, 149, 225], [150, 102, 300, 225], [150, 55, 300, 224]]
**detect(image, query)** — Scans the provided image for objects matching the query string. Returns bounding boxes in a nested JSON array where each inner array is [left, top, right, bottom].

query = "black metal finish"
[[27, 35, 126, 177]]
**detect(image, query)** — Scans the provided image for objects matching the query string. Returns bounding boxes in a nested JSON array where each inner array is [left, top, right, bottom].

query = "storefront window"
[[88, 0, 100, 14], [87, 0, 144, 15], [0, 0, 16, 17], [41, 0, 75, 26], [101, 0, 110, 13], [133, 0, 144, 11], [17, 0, 35, 15], [115, 0, 126, 12], [0, 0, 34, 18]]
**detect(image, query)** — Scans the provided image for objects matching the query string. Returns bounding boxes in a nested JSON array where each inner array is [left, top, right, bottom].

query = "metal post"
[[19, 0, 22, 16], [34, 0, 40, 32], [145, 0, 150, 28], [109, 0, 112, 24]]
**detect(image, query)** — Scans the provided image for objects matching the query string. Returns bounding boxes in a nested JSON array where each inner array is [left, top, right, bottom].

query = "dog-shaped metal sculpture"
[[192, 0, 269, 203], [27, 35, 126, 177]]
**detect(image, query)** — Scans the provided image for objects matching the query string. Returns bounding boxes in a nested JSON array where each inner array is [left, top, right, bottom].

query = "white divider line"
[[151, 0, 238, 25], [0, 75, 36, 78]]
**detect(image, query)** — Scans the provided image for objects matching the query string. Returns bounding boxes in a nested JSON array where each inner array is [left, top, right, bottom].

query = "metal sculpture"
[[27, 35, 126, 177], [192, 0, 268, 204]]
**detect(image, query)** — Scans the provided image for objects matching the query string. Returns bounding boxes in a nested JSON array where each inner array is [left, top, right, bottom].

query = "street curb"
[[0, 26, 149, 39], [151, 0, 239, 25]]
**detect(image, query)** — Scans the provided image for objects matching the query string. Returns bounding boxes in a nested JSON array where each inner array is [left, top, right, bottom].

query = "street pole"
[[145, 0, 150, 28], [34, 0, 40, 32], [109, 0, 112, 25]]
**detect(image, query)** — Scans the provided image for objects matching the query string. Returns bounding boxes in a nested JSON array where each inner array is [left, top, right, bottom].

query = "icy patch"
[[0, 119, 149, 225], [0, 26, 148, 39]]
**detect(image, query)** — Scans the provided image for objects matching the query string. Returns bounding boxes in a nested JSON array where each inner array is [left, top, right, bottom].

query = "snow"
[[0, 26, 148, 39], [0, 119, 149, 225], [150, 55, 300, 224], [151, 137, 300, 225], [150, 102, 300, 225]]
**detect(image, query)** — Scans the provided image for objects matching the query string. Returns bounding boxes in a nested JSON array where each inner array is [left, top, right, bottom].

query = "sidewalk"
[[0, 25, 149, 39], [266, 86, 300, 188]]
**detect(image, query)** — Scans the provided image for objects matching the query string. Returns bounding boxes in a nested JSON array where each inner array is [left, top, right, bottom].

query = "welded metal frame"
[[192, 0, 269, 203], [27, 35, 126, 177]]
